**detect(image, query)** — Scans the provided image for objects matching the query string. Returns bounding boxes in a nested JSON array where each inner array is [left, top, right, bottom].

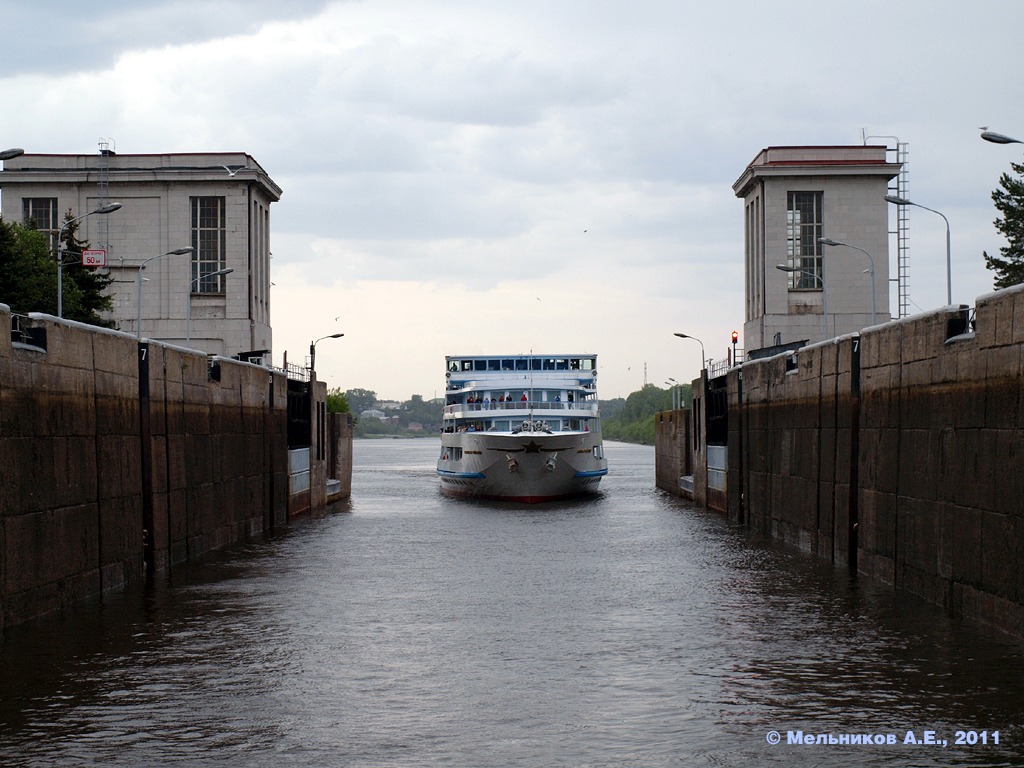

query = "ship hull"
[[437, 430, 607, 503]]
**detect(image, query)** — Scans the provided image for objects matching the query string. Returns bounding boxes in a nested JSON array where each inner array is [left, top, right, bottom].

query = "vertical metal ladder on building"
[[864, 132, 910, 318], [891, 142, 910, 318]]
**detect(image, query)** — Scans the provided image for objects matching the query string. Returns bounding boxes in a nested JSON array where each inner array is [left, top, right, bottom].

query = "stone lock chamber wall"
[[0, 306, 342, 632], [658, 284, 1024, 636]]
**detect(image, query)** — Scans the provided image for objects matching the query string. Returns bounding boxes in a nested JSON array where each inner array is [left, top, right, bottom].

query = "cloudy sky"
[[4, 0, 1024, 400]]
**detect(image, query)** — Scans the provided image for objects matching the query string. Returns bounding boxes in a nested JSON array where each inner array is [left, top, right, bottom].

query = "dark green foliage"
[[0, 213, 114, 326], [601, 383, 690, 445], [349, 391, 444, 437], [56, 212, 115, 326], [984, 160, 1024, 289], [326, 388, 350, 414], [0, 219, 56, 313], [344, 388, 378, 415]]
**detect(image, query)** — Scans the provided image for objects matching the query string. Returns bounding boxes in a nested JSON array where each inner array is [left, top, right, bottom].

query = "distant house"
[[360, 409, 386, 421], [376, 400, 401, 410], [407, 422, 424, 432]]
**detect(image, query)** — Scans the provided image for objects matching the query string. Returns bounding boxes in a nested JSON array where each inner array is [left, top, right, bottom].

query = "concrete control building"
[[0, 150, 281, 360], [733, 146, 901, 352]]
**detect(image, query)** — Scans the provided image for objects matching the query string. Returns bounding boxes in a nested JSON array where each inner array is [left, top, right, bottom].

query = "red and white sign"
[[82, 249, 106, 267]]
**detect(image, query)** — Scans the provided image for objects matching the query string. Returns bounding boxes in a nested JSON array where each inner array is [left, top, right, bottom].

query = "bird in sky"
[[221, 165, 244, 176]]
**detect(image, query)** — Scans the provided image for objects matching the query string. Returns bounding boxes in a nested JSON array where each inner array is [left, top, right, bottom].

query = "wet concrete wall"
[[654, 408, 691, 496], [0, 307, 346, 632], [1, 311, 144, 628], [139, 340, 289, 575], [730, 334, 860, 568], [656, 284, 1024, 635]]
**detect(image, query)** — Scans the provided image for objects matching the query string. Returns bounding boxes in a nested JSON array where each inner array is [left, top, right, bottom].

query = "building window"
[[190, 196, 227, 294], [785, 191, 823, 289], [23, 198, 58, 233]]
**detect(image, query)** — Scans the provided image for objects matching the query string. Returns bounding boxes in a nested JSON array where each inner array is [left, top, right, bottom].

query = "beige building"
[[733, 146, 900, 352], [0, 150, 281, 359]]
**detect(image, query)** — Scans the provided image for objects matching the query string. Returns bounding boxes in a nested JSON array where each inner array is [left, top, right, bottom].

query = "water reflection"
[[1, 439, 1022, 767]]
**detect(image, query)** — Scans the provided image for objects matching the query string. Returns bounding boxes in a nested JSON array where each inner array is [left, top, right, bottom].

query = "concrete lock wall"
[[1, 310, 144, 628], [139, 341, 290, 573], [0, 305, 345, 632], [657, 284, 1024, 636], [729, 334, 859, 566]]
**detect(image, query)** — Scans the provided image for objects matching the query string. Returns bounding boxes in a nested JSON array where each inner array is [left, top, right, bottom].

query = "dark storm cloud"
[[0, 0, 334, 76]]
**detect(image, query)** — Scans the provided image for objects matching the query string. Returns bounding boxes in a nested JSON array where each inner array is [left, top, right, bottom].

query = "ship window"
[[555, 358, 568, 370], [580, 359, 594, 370], [515, 358, 529, 370], [487, 359, 500, 371], [472, 360, 486, 371], [448, 360, 460, 372]]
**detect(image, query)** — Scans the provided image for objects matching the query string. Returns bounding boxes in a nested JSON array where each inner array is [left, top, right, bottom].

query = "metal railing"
[[445, 399, 597, 415], [10, 313, 46, 349], [707, 348, 744, 379]]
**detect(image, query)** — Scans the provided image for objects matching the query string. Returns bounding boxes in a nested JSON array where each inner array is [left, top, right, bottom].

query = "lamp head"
[[981, 130, 1023, 145]]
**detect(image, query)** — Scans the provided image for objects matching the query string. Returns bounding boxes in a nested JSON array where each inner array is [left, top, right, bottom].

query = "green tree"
[[400, 394, 440, 427], [57, 211, 115, 326], [0, 212, 115, 326], [984, 159, 1024, 289], [0, 219, 57, 313], [326, 387, 350, 414], [345, 388, 378, 415], [601, 384, 683, 445]]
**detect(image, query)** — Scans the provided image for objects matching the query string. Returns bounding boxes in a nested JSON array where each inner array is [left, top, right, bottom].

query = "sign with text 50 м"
[[82, 249, 106, 267]]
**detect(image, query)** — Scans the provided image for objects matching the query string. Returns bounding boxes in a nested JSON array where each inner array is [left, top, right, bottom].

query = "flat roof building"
[[733, 145, 900, 352], [0, 150, 281, 359]]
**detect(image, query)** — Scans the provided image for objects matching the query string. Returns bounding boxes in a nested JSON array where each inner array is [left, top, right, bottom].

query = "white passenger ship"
[[437, 354, 608, 502]]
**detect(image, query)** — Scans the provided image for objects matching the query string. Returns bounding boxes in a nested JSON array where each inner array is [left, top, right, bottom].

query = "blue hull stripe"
[[574, 469, 608, 478], [437, 470, 486, 479]]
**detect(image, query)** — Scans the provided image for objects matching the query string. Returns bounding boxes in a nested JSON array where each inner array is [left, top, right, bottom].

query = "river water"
[[2, 439, 1023, 767]]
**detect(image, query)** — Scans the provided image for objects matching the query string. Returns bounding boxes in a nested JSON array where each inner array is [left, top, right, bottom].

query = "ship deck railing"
[[444, 400, 597, 415]]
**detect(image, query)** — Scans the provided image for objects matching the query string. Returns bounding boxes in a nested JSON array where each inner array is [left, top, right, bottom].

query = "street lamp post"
[[136, 247, 194, 339], [185, 267, 233, 347], [819, 237, 877, 326], [673, 332, 706, 374], [885, 195, 952, 306], [666, 379, 678, 410], [0, 148, 25, 161], [310, 333, 345, 378], [56, 203, 122, 318], [777, 264, 830, 337]]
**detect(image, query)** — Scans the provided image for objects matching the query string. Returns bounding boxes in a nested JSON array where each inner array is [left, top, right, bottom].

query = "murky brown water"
[[2, 439, 1022, 766]]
